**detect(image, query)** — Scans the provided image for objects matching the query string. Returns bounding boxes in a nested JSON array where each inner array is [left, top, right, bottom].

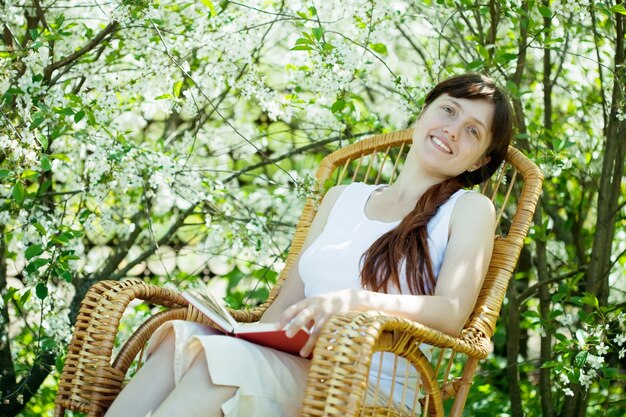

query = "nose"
[[443, 124, 459, 141]]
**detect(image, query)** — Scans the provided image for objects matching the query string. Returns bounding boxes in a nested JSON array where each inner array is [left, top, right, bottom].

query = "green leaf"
[[20, 289, 31, 305], [33, 222, 47, 235], [506, 80, 520, 96], [39, 178, 52, 195], [554, 333, 569, 342], [3, 287, 18, 304], [496, 52, 518, 63], [574, 350, 588, 367], [51, 231, 73, 245], [200, 0, 217, 16], [74, 110, 85, 123], [56, 354, 65, 373], [369, 43, 388, 55], [25, 244, 44, 260], [331, 99, 346, 113], [21, 169, 39, 179], [37, 133, 49, 151], [611, 4, 626, 15], [12, 182, 25, 204], [79, 209, 92, 223], [65, 93, 82, 104], [468, 60, 484, 70], [54, 15, 65, 28], [291, 45, 313, 51], [312, 27, 324, 41], [540, 360, 559, 369], [26, 258, 50, 274], [538, 5, 551, 18], [295, 37, 313, 45], [36, 282, 49, 300], [0, 169, 12, 179], [55, 106, 74, 116], [30, 116, 45, 130], [41, 155, 52, 172], [580, 294, 599, 308], [50, 153, 71, 162], [173, 80, 184, 97], [55, 267, 73, 282]]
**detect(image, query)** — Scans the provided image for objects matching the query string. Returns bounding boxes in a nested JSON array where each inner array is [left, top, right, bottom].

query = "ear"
[[469, 155, 491, 172]]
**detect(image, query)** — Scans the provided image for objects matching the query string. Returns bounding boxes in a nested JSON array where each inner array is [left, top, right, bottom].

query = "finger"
[[299, 314, 330, 357], [285, 307, 317, 337], [300, 332, 318, 358], [277, 298, 315, 328]]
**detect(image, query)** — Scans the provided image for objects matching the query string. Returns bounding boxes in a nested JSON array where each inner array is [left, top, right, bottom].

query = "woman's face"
[[412, 93, 494, 180]]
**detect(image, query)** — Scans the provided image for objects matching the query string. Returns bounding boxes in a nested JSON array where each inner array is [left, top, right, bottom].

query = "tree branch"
[[91, 211, 144, 282], [395, 24, 434, 80], [516, 268, 587, 304], [32, 0, 50, 31], [223, 130, 375, 183], [43, 20, 119, 83], [108, 205, 196, 281], [0, 226, 18, 410]]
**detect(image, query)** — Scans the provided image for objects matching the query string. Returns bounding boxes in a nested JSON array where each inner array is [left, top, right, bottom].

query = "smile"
[[430, 136, 452, 154]]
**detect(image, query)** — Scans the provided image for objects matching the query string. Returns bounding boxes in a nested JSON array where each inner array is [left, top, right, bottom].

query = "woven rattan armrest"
[[311, 310, 490, 367], [302, 311, 491, 417], [55, 279, 263, 416]]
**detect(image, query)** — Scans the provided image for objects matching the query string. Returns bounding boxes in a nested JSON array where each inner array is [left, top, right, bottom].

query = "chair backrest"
[[266, 128, 542, 351]]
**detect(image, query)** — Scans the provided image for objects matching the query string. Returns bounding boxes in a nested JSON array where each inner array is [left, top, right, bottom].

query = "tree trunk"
[[538, 6, 554, 414], [505, 277, 524, 417], [586, 0, 626, 306]]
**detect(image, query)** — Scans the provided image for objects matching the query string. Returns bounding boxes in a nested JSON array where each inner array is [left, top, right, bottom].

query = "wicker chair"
[[54, 128, 542, 417]]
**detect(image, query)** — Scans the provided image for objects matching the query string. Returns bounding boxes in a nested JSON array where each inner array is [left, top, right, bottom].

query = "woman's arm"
[[279, 192, 496, 357], [260, 185, 348, 323]]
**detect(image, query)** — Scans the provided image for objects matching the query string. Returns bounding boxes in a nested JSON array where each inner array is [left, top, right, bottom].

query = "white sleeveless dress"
[[145, 183, 470, 417]]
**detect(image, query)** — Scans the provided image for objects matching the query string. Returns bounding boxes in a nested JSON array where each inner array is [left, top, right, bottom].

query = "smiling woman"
[[102, 74, 514, 417]]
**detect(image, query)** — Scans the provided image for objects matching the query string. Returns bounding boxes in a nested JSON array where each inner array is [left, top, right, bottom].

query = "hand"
[[277, 289, 362, 358]]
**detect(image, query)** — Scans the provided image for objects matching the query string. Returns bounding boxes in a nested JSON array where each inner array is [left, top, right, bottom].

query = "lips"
[[430, 135, 452, 154]]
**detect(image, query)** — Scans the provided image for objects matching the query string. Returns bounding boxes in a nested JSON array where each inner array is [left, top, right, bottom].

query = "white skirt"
[[146, 320, 311, 417]]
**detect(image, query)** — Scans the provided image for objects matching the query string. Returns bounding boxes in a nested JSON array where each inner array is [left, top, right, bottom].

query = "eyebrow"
[[447, 99, 489, 132]]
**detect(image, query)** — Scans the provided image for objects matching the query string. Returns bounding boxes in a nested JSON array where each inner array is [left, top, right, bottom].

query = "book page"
[[233, 322, 283, 333], [182, 289, 312, 357], [182, 289, 238, 333]]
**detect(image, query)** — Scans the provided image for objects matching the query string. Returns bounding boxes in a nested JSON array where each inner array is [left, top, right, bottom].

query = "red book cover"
[[230, 322, 311, 357], [182, 289, 311, 357]]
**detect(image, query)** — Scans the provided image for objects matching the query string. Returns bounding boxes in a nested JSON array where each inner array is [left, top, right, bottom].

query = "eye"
[[442, 105, 455, 115], [468, 126, 480, 138]]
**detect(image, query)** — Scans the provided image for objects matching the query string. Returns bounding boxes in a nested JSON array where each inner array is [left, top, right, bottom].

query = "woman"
[[105, 73, 513, 417]]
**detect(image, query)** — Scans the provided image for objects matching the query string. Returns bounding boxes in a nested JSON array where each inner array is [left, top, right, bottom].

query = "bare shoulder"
[[450, 191, 496, 230]]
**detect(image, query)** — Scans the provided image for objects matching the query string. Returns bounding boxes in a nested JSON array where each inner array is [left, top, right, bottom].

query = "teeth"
[[431, 136, 451, 153]]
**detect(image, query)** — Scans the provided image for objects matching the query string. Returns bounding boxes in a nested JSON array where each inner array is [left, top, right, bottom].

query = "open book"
[[182, 288, 311, 357]]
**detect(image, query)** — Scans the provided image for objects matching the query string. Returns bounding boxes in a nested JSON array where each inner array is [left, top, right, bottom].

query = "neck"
[[389, 154, 448, 206]]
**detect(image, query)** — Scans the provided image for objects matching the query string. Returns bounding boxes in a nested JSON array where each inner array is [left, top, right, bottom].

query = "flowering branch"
[[43, 20, 119, 82]]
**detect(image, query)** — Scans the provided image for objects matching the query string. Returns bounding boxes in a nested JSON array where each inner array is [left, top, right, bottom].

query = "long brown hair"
[[360, 73, 513, 294]]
